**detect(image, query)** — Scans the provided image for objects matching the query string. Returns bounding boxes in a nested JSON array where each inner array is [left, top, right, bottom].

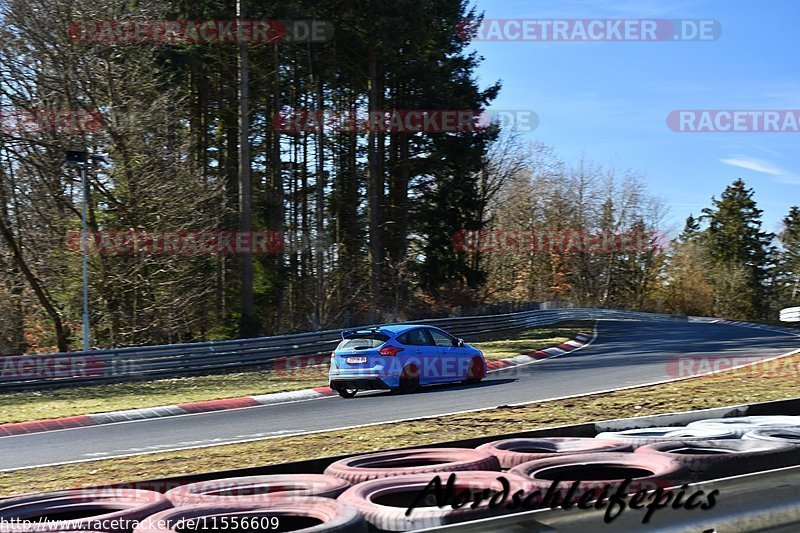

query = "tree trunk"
[[0, 213, 70, 352]]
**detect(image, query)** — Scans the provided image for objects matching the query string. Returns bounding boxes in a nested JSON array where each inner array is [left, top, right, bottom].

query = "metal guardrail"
[[0, 308, 683, 391]]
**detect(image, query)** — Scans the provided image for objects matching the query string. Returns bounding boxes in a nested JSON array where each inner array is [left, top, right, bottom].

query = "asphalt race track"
[[2, 320, 798, 470]]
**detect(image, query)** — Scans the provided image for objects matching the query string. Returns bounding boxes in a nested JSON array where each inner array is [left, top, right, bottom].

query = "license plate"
[[346, 357, 367, 364]]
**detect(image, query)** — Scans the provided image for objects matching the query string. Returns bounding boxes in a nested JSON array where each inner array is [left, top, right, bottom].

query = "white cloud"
[[720, 158, 783, 175], [720, 156, 800, 184]]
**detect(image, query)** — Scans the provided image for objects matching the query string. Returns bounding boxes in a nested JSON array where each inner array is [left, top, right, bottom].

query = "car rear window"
[[397, 329, 433, 346], [338, 333, 389, 351]]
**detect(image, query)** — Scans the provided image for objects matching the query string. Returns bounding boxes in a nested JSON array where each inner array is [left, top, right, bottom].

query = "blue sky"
[[470, 0, 799, 235]]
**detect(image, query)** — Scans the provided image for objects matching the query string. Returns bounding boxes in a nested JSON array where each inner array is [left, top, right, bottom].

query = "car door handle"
[[415, 349, 422, 354]]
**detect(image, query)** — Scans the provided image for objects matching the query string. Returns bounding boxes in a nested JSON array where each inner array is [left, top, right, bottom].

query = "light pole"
[[65, 150, 106, 352]]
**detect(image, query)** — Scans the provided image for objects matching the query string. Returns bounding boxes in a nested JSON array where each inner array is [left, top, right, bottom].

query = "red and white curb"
[[486, 332, 593, 371], [0, 333, 593, 438]]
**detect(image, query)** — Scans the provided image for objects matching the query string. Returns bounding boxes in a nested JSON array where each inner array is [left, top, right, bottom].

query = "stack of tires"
[[5, 416, 800, 532], [593, 415, 800, 481], [0, 479, 365, 533]]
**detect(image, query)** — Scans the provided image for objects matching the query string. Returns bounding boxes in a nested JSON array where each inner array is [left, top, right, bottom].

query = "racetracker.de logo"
[[0, 109, 103, 133], [456, 19, 721, 42], [0, 355, 104, 379], [666, 355, 800, 378], [68, 19, 334, 44], [272, 109, 538, 133], [453, 229, 668, 255], [66, 231, 284, 255], [667, 110, 800, 132]]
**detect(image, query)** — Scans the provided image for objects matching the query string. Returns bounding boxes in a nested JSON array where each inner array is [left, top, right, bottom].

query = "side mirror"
[[456, 338, 465, 347]]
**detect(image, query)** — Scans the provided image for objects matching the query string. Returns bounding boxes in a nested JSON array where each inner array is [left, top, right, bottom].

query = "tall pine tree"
[[701, 179, 773, 318], [778, 206, 800, 304]]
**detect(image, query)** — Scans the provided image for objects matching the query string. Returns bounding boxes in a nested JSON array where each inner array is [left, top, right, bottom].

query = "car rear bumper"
[[329, 376, 392, 391]]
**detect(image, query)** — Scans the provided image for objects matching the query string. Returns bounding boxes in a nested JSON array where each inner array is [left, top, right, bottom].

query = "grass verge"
[[2, 343, 799, 496], [0, 322, 592, 425]]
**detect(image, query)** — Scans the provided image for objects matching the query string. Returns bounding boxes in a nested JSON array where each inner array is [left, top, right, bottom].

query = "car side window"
[[428, 329, 456, 347], [397, 328, 433, 346]]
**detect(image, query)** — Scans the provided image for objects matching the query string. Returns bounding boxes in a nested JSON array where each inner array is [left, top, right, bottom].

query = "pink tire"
[[478, 437, 632, 469], [133, 499, 366, 533], [166, 474, 349, 506], [337, 471, 535, 531], [324, 448, 500, 484], [0, 489, 170, 532], [510, 452, 690, 496]]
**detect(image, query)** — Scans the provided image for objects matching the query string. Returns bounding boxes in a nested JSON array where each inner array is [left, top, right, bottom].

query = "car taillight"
[[379, 345, 404, 357], [330, 351, 337, 369]]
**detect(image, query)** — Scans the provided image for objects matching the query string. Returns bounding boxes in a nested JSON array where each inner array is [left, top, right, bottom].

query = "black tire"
[[133, 500, 367, 533], [337, 389, 358, 399], [337, 471, 535, 531], [0, 489, 171, 533], [465, 357, 486, 384], [743, 427, 800, 444], [165, 474, 350, 506], [595, 426, 738, 446], [324, 448, 501, 484], [509, 452, 690, 495], [635, 439, 800, 480], [478, 437, 632, 469], [399, 365, 420, 394], [687, 416, 800, 437]]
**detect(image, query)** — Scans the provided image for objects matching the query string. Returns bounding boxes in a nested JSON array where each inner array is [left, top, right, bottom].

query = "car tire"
[[133, 500, 367, 533], [399, 365, 420, 394], [324, 448, 501, 484], [337, 471, 536, 532], [0, 489, 171, 533], [165, 474, 351, 506], [509, 452, 690, 495], [595, 426, 739, 445], [743, 427, 800, 444], [477, 437, 632, 469], [465, 357, 485, 383], [634, 439, 800, 480], [687, 416, 800, 437], [338, 389, 358, 399]]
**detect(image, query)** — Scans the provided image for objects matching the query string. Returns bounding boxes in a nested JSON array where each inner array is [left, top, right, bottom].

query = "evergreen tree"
[[679, 214, 701, 242], [700, 179, 773, 318], [778, 206, 800, 304]]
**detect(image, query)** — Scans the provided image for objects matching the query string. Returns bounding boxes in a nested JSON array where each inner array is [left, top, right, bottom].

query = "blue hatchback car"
[[328, 324, 487, 398]]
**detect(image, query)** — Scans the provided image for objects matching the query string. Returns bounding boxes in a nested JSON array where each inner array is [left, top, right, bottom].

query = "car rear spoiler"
[[341, 327, 383, 340]]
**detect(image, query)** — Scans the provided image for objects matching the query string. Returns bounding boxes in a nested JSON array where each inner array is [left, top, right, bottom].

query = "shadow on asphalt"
[[345, 378, 518, 400]]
